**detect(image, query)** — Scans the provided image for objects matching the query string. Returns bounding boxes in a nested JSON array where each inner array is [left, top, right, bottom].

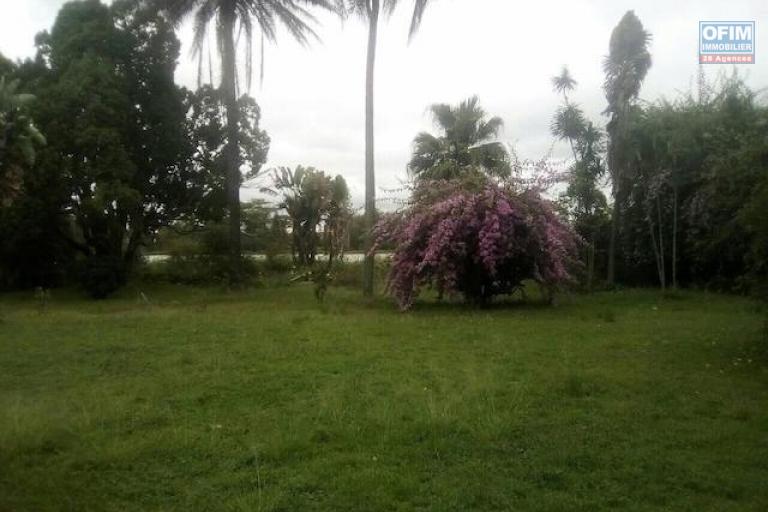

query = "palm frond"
[[603, 10, 652, 110], [551, 103, 586, 141], [477, 116, 503, 141], [408, 0, 429, 41], [161, 0, 336, 89], [551, 65, 577, 95], [268, 0, 319, 46], [429, 103, 456, 132]]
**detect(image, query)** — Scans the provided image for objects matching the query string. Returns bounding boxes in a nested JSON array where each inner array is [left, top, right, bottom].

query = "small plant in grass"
[[34, 286, 50, 314], [372, 180, 581, 309]]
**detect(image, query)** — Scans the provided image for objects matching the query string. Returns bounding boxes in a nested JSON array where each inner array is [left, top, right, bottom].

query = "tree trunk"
[[568, 138, 579, 164], [672, 186, 678, 289], [607, 184, 619, 286], [587, 238, 595, 291], [362, 0, 379, 298], [647, 201, 665, 291], [607, 99, 630, 287], [656, 194, 666, 291], [220, 7, 242, 286]]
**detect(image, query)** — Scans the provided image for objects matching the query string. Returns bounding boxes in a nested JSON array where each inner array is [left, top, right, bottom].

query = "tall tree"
[[409, 96, 510, 181], [603, 10, 651, 285], [551, 65, 577, 102], [341, 0, 430, 297], [550, 67, 607, 289], [31, 0, 196, 297], [159, 0, 336, 285], [185, 84, 271, 224]]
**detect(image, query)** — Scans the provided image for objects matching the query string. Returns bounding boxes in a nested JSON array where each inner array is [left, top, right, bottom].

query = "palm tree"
[[603, 10, 651, 286], [159, 0, 336, 285], [550, 66, 585, 162], [551, 66, 577, 103], [551, 103, 586, 162], [0, 76, 45, 206], [409, 96, 510, 181], [341, 0, 430, 297]]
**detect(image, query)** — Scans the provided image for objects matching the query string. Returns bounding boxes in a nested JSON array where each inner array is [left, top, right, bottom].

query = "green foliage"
[[0, 76, 45, 205], [551, 103, 586, 153], [741, 175, 768, 299], [603, 11, 652, 109], [329, 258, 390, 289], [269, 166, 351, 267], [2, 0, 273, 296], [409, 96, 510, 181], [242, 199, 290, 256], [80, 254, 124, 299], [0, 58, 73, 290], [603, 10, 652, 285], [0, 167, 74, 289], [269, 166, 352, 302], [0, 53, 13, 76], [161, 0, 337, 89], [158, 0, 336, 285], [616, 75, 768, 292], [21, 0, 198, 296], [551, 68, 609, 290], [144, 254, 261, 286], [185, 86, 271, 222]]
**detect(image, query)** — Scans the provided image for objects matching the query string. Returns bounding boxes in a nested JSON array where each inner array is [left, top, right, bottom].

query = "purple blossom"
[[373, 182, 581, 310]]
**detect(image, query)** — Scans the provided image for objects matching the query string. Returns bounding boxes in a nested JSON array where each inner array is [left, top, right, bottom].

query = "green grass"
[[1, 284, 767, 511]]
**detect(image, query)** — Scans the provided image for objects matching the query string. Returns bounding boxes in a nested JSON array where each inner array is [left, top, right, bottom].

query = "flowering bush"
[[373, 182, 581, 309]]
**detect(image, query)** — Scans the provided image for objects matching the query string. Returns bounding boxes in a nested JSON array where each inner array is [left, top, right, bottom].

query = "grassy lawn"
[[1, 284, 767, 511]]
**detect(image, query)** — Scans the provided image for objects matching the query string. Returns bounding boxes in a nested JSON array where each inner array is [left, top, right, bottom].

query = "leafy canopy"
[[409, 96, 511, 181]]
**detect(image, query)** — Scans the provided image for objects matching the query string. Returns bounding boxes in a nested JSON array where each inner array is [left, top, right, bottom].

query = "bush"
[[263, 254, 293, 273], [80, 255, 124, 299], [142, 255, 262, 286], [373, 182, 581, 309], [328, 259, 390, 289]]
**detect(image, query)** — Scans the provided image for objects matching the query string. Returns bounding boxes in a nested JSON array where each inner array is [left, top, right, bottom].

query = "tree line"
[[554, 11, 767, 296], [0, 3, 766, 302]]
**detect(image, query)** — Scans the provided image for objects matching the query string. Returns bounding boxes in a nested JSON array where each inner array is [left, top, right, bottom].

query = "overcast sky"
[[1, 0, 766, 207]]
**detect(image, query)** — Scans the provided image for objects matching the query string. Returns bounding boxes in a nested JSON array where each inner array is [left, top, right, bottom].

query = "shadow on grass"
[[406, 295, 557, 314]]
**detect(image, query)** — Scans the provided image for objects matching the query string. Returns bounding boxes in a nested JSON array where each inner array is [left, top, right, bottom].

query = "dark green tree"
[[31, 0, 196, 297], [603, 10, 652, 285], [158, 0, 336, 285], [185, 85, 270, 223], [613, 74, 767, 292], [560, 122, 608, 290]]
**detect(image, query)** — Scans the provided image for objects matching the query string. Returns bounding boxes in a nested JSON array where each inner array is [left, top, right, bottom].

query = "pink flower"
[[374, 181, 581, 309]]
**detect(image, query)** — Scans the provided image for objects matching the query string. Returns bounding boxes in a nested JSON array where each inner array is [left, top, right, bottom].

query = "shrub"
[[81, 255, 123, 299], [373, 182, 581, 309], [328, 259, 391, 289], [142, 255, 261, 286]]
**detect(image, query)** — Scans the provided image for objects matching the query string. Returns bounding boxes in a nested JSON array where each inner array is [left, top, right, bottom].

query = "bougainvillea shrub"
[[373, 182, 581, 309]]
